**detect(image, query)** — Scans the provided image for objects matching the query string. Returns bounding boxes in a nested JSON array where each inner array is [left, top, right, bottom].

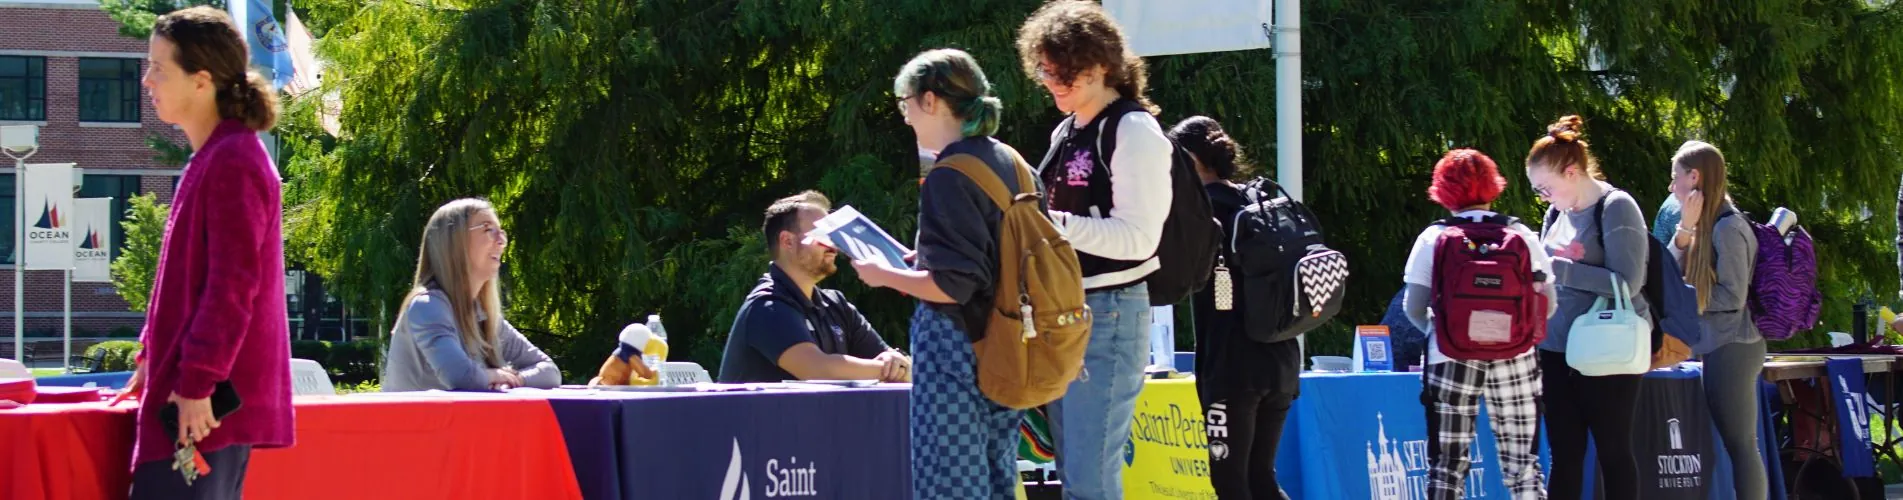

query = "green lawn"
[[28, 368, 64, 377]]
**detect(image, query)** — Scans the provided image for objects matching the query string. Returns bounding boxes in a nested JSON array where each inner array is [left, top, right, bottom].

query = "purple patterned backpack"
[[1722, 212, 1822, 339]]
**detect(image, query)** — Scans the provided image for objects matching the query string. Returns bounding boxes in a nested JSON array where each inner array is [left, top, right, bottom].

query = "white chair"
[[658, 361, 711, 386], [289, 358, 337, 396], [0, 358, 27, 379]]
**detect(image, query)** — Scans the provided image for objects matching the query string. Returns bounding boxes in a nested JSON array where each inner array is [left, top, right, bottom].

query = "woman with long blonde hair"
[[383, 199, 560, 392], [1667, 141, 1767, 499]]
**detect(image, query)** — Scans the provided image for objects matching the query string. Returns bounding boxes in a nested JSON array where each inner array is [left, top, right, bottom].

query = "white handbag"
[[1565, 275, 1653, 376]]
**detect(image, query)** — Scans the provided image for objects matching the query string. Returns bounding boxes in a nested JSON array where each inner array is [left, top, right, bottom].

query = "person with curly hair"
[[1017, 2, 1172, 498]]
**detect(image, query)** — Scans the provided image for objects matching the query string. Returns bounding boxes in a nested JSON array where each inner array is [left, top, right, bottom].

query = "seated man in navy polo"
[[719, 191, 912, 383]]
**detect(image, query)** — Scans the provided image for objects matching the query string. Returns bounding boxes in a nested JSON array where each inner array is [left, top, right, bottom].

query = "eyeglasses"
[[1531, 184, 1553, 199], [469, 222, 507, 243], [895, 94, 912, 115]]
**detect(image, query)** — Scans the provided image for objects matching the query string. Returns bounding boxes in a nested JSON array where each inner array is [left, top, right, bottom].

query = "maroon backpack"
[[1430, 214, 1548, 360]]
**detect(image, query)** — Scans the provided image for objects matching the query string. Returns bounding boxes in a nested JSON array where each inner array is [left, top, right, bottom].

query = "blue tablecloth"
[[1272, 371, 1551, 499], [34, 371, 133, 389], [1267, 365, 1779, 500], [544, 386, 910, 500]]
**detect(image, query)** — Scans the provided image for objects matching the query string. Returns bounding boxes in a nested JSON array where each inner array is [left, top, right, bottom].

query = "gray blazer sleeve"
[[1705, 215, 1757, 313], [1404, 283, 1432, 333], [1552, 192, 1649, 299], [498, 319, 561, 388], [404, 294, 492, 390]]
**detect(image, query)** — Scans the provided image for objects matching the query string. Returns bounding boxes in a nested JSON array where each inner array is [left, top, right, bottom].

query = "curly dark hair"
[[1016, 0, 1157, 114], [1169, 116, 1249, 180]]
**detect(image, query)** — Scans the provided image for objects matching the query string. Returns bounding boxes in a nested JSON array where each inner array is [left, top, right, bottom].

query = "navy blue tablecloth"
[[544, 386, 910, 500]]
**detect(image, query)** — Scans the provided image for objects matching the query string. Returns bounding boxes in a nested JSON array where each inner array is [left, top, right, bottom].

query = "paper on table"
[[804, 205, 912, 270]]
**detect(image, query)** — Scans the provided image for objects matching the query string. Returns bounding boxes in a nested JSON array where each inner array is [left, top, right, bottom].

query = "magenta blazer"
[[133, 119, 294, 467]]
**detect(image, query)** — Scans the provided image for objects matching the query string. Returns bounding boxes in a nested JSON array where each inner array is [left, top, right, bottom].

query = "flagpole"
[[11, 160, 20, 364], [62, 269, 69, 373]]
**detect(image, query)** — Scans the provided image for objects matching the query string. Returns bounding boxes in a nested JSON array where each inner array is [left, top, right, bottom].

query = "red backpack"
[[1430, 214, 1547, 360]]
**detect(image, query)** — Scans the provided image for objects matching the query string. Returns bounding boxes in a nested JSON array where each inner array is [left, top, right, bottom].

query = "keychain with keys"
[[172, 441, 210, 486]]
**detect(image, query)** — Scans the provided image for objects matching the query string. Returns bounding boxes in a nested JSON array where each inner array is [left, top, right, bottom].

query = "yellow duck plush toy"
[[589, 323, 663, 386]]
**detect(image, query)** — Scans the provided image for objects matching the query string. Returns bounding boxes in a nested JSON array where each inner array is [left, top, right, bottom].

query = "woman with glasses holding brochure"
[[853, 48, 1026, 499]]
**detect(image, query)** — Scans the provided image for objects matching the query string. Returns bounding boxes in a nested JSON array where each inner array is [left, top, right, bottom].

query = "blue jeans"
[[909, 304, 1023, 500], [1048, 283, 1151, 500]]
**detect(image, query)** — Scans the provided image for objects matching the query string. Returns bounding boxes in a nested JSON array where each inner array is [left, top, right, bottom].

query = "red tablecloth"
[[0, 394, 583, 500], [0, 400, 136, 500]]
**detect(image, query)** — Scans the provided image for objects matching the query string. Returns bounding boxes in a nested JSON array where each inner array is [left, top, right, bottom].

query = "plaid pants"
[[1421, 352, 1544, 500]]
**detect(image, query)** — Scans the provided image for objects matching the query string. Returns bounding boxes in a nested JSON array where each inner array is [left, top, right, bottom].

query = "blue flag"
[[1825, 358, 1878, 477], [229, 0, 295, 90]]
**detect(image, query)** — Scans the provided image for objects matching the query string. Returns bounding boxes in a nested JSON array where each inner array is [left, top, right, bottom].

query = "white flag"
[[73, 198, 113, 282], [284, 10, 321, 96], [21, 163, 74, 270], [1103, 0, 1273, 57]]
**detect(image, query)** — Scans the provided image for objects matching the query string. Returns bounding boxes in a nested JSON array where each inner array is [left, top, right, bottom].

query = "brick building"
[[1, 0, 185, 340]]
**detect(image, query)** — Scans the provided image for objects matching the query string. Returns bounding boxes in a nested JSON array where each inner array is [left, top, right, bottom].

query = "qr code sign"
[[1366, 340, 1389, 362]]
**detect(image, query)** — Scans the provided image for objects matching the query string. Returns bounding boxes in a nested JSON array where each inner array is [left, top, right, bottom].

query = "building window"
[[78, 59, 142, 123], [77, 175, 143, 261], [0, 174, 12, 265], [0, 56, 47, 121]]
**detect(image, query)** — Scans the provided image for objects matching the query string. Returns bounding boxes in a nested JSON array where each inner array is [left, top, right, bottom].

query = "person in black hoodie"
[[1174, 116, 1300, 500]]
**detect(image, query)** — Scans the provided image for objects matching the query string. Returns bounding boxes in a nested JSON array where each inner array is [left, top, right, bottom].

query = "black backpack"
[[1086, 100, 1221, 306], [1224, 179, 1347, 343]]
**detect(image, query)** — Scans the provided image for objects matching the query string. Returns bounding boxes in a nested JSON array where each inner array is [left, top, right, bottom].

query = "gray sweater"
[[1672, 204, 1764, 353], [1540, 185, 1651, 352], [382, 288, 561, 391]]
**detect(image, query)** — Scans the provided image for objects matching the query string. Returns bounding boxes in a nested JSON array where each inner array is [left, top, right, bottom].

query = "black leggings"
[[1200, 384, 1294, 500], [1539, 349, 1643, 500]]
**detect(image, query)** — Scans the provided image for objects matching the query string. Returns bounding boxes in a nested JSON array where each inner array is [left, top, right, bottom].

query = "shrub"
[[84, 340, 143, 372]]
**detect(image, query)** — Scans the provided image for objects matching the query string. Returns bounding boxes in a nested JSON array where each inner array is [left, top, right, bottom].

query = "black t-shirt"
[[1190, 182, 1302, 395], [718, 264, 890, 383]]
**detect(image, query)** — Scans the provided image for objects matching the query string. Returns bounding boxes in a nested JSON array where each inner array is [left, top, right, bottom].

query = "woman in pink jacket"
[[114, 6, 294, 498]]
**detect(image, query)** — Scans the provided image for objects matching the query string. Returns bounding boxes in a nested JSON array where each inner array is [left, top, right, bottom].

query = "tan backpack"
[[937, 149, 1092, 410]]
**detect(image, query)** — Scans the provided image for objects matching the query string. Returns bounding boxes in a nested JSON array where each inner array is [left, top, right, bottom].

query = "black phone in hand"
[[160, 380, 243, 442]]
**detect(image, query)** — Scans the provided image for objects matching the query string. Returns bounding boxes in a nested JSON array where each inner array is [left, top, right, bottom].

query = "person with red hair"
[[1402, 149, 1556, 499]]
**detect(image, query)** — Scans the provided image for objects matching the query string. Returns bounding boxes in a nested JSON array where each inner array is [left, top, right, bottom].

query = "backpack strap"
[[1593, 189, 1613, 244], [937, 154, 1014, 210], [1034, 116, 1076, 177], [1090, 98, 1149, 171]]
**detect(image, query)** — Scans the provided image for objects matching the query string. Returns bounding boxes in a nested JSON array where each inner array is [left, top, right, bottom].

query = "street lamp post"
[[1, 125, 41, 365]]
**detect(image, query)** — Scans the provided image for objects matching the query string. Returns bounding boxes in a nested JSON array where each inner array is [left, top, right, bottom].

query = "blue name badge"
[[1353, 325, 1393, 372]]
